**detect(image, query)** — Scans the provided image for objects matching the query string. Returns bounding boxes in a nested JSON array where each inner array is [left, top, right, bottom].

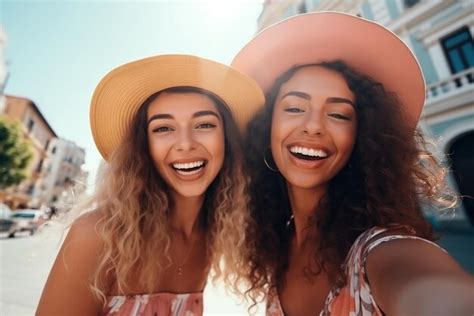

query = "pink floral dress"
[[266, 226, 444, 316], [103, 291, 203, 316]]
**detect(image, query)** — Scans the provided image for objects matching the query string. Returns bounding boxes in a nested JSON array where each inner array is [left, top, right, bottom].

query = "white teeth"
[[176, 168, 201, 176], [289, 146, 328, 158], [172, 161, 205, 170]]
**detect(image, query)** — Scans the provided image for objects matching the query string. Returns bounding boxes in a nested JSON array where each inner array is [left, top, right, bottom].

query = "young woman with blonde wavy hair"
[[232, 13, 474, 316], [36, 54, 264, 315]]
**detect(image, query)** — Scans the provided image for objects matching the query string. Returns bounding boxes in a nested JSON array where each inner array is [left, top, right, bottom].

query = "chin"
[[286, 174, 330, 190], [174, 186, 208, 199]]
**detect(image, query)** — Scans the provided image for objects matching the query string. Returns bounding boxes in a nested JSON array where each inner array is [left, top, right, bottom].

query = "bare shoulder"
[[66, 211, 104, 249], [365, 235, 474, 316], [36, 210, 106, 316], [366, 235, 464, 277]]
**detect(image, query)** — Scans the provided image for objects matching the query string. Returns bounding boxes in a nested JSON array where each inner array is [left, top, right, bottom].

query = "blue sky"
[[1, 0, 263, 189]]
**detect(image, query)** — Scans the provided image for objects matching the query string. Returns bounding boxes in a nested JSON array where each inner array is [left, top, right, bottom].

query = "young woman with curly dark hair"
[[232, 12, 473, 316]]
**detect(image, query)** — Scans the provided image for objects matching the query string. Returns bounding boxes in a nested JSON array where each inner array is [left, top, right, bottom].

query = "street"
[[0, 223, 263, 316], [1, 223, 472, 316]]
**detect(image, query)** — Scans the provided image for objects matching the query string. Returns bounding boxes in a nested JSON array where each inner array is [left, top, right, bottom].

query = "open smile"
[[286, 145, 330, 169], [170, 160, 207, 177], [288, 145, 328, 161]]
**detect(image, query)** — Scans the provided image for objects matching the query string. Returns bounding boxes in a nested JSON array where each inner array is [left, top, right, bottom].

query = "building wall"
[[37, 137, 85, 208], [3, 96, 57, 208]]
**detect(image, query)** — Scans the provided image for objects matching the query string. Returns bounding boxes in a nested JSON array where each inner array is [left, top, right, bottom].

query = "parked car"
[[0, 203, 16, 236], [9, 209, 48, 237]]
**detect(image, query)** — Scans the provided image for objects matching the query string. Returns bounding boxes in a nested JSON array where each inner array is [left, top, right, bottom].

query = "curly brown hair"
[[242, 60, 455, 304]]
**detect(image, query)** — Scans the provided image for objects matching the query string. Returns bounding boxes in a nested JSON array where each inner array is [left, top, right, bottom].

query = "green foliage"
[[0, 116, 34, 190]]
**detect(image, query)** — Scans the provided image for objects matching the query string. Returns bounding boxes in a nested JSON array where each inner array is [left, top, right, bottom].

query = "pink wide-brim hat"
[[231, 12, 425, 128]]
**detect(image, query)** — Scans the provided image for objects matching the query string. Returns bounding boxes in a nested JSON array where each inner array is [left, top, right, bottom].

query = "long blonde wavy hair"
[[80, 87, 250, 302]]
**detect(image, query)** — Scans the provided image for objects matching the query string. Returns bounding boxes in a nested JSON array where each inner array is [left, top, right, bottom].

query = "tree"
[[0, 116, 34, 190]]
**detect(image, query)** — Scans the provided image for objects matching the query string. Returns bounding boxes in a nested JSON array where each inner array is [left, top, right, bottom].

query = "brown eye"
[[328, 113, 351, 120], [196, 123, 216, 129], [284, 107, 304, 113], [152, 126, 173, 133]]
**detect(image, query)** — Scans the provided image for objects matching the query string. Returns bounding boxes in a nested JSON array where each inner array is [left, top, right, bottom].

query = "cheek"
[[214, 134, 225, 167], [147, 137, 166, 168], [335, 125, 357, 158], [202, 130, 225, 167], [270, 113, 286, 149]]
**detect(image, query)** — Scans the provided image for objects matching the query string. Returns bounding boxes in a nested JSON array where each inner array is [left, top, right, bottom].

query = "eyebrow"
[[192, 110, 220, 119], [326, 97, 355, 107], [147, 114, 173, 126], [280, 91, 355, 107], [280, 91, 311, 100], [147, 110, 220, 126]]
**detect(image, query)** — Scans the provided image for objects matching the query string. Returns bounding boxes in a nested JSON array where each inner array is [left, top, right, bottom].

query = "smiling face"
[[271, 66, 357, 193], [147, 91, 225, 199]]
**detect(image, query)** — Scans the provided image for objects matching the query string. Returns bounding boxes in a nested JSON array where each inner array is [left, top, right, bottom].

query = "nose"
[[302, 109, 325, 136], [175, 129, 197, 152]]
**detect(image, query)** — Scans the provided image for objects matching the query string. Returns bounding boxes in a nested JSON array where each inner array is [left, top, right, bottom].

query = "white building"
[[34, 138, 86, 208], [257, 0, 474, 229]]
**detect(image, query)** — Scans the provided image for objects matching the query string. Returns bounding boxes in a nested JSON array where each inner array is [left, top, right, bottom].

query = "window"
[[441, 27, 474, 85], [298, 1, 307, 14], [442, 27, 474, 74], [51, 146, 56, 154], [27, 119, 34, 133], [36, 159, 44, 172], [404, 0, 420, 8], [26, 184, 35, 195]]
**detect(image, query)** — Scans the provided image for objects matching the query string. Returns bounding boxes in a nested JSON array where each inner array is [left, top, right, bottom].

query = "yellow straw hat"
[[90, 54, 265, 160], [231, 12, 425, 128]]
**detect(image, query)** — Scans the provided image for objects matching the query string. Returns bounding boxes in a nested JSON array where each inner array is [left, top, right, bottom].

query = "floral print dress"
[[266, 226, 444, 316], [103, 291, 203, 316]]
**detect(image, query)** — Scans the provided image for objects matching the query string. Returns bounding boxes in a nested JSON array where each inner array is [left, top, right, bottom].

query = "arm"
[[36, 212, 106, 316], [366, 238, 474, 316]]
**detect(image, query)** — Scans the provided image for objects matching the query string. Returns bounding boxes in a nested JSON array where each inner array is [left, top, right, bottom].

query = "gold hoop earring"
[[263, 148, 279, 172]]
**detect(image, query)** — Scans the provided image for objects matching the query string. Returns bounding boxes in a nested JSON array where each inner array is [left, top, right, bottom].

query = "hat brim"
[[90, 54, 264, 160], [231, 12, 425, 128]]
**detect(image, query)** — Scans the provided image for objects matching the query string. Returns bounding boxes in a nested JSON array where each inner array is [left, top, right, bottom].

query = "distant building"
[[2, 95, 87, 209], [2, 96, 57, 208], [256, 0, 474, 228], [36, 138, 86, 208]]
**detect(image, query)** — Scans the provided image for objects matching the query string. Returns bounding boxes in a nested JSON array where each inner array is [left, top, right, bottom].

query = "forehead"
[[279, 66, 354, 99], [147, 91, 219, 117]]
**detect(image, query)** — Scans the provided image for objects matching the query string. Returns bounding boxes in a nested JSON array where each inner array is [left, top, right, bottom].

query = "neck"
[[170, 193, 205, 239], [287, 184, 327, 249]]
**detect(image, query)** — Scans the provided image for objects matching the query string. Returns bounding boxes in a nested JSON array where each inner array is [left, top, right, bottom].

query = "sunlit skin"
[[35, 92, 227, 315], [269, 66, 358, 316], [271, 66, 357, 201], [268, 66, 474, 316], [147, 92, 225, 202]]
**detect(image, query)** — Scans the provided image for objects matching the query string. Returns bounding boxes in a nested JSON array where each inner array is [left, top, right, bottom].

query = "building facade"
[[2, 96, 57, 207], [1, 95, 86, 209], [38, 137, 86, 208], [257, 0, 474, 228]]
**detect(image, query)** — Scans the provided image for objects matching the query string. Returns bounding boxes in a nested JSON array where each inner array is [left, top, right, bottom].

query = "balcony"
[[423, 67, 474, 117]]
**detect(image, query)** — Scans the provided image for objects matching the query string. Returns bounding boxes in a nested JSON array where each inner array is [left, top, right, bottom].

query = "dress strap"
[[326, 226, 445, 316]]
